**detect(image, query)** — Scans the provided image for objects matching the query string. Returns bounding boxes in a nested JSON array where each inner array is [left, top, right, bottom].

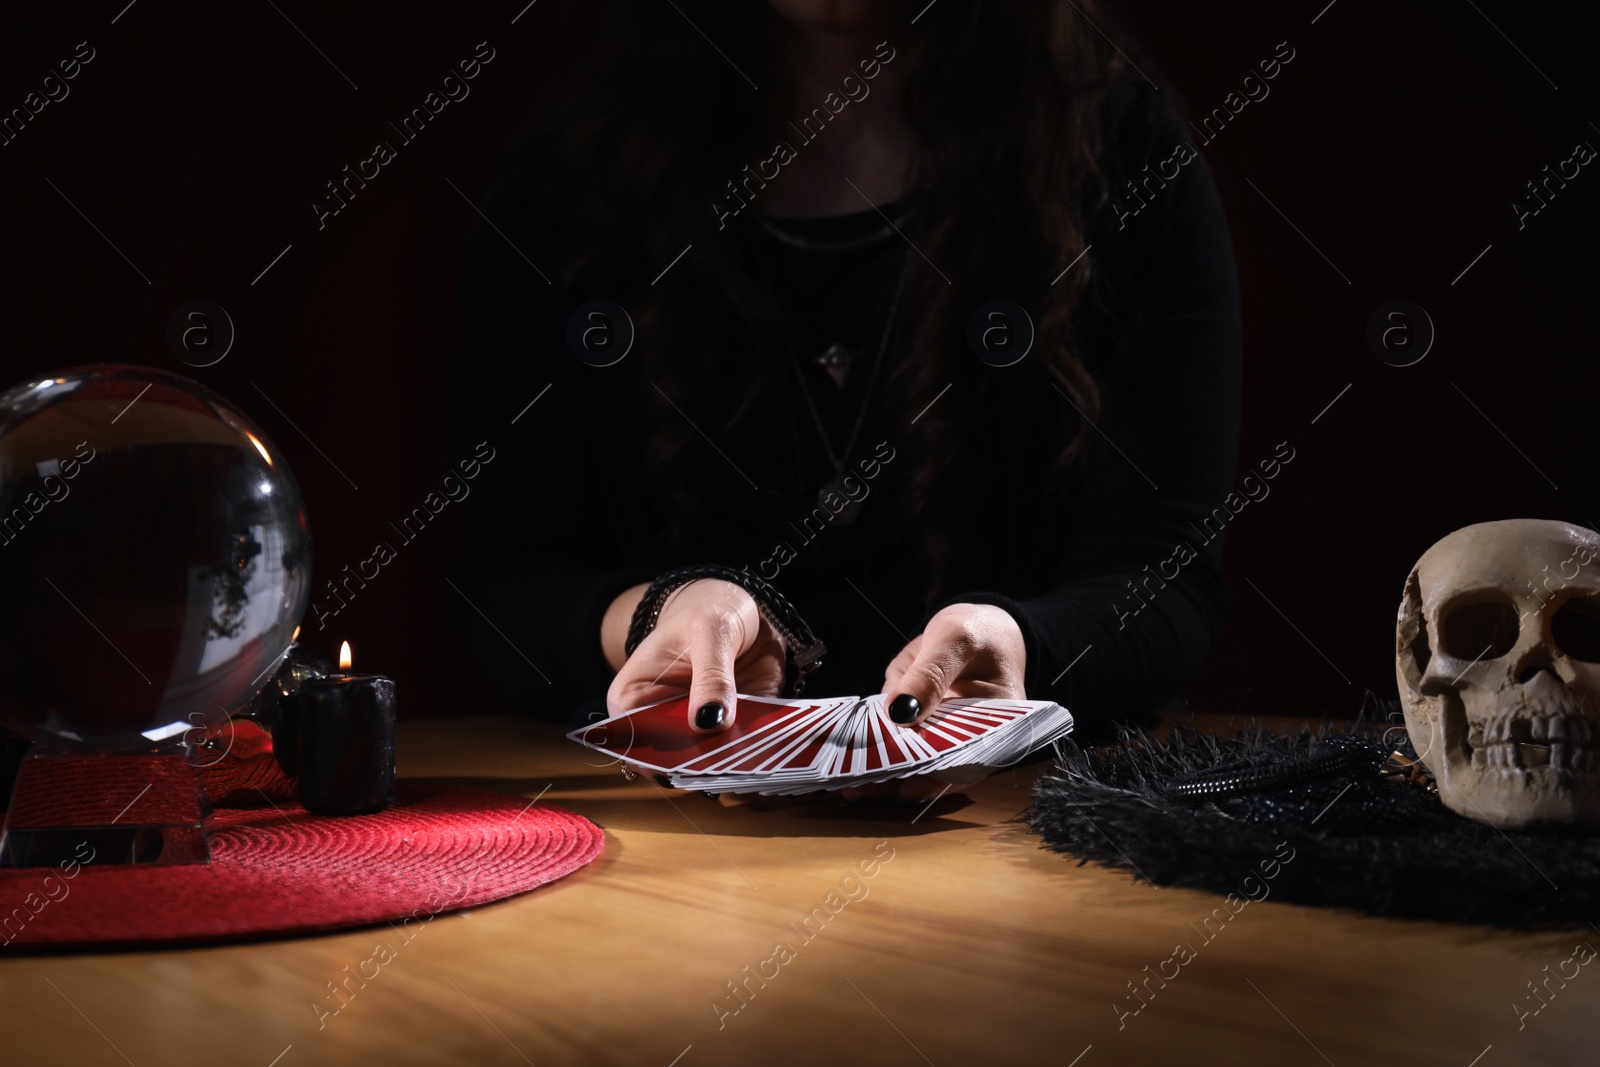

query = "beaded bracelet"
[[623, 564, 827, 696]]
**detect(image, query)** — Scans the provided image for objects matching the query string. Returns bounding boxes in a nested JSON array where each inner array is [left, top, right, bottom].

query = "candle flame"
[[339, 641, 353, 671], [291, 625, 301, 642]]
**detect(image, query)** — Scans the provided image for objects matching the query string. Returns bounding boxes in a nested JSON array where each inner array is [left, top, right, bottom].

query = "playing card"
[[680, 697, 841, 774], [567, 691, 1074, 795], [568, 694, 814, 774], [748, 697, 856, 776]]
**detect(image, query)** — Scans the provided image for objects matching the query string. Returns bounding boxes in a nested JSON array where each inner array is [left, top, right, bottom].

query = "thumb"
[[686, 627, 739, 734], [886, 640, 971, 727]]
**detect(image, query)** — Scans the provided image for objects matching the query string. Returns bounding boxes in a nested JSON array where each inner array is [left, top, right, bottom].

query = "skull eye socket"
[[1438, 598, 1519, 660], [1552, 598, 1600, 663], [1401, 570, 1431, 681], [1406, 616, 1431, 679]]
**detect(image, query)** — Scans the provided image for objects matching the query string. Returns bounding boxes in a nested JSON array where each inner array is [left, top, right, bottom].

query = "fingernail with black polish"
[[695, 702, 726, 730], [888, 694, 921, 725]]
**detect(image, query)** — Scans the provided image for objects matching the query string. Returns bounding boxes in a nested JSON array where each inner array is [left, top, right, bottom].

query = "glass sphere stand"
[[0, 739, 213, 867]]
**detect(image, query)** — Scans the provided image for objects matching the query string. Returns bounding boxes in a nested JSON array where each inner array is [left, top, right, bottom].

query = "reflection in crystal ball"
[[0, 365, 312, 750]]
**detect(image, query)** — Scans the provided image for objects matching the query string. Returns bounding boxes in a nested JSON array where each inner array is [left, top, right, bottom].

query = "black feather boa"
[[1027, 705, 1600, 928]]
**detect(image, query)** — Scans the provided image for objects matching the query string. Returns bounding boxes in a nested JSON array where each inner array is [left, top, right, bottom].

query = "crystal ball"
[[0, 365, 312, 750]]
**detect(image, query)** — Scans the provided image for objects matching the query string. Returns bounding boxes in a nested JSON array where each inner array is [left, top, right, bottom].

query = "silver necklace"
[[752, 208, 907, 255], [755, 207, 907, 390], [780, 257, 908, 527]]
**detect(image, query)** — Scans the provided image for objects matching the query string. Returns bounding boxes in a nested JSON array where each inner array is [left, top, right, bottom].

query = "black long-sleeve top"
[[451, 79, 1242, 724]]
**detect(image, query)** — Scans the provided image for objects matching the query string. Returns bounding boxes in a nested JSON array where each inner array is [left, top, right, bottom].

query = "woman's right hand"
[[604, 579, 787, 733]]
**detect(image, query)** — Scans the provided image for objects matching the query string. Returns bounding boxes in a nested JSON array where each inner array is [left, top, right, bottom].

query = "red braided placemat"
[[0, 734, 604, 950]]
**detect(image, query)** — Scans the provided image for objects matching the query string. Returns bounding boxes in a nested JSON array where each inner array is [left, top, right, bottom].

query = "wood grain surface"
[[0, 712, 1590, 1066]]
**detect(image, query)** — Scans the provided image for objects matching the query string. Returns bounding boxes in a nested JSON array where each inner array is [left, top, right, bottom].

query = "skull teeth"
[[1465, 715, 1600, 760], [1470, 742, 1597, 772]]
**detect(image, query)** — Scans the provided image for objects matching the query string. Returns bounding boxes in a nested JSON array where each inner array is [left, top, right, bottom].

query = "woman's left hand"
[[881, 603, 1027, 726]]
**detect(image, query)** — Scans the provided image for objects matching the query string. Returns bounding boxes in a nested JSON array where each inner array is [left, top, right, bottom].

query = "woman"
[[452, 0, 1240, 743]]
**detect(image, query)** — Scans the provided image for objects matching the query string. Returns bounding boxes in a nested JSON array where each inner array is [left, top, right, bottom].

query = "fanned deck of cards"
[[567, 693, 1073, 795]]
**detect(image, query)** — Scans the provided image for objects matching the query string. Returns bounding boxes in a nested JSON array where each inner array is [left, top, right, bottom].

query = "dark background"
[[2, 0, 1593, 721]]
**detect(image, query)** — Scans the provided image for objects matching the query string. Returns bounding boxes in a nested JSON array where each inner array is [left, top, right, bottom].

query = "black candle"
[[295, 642, 397, 815]]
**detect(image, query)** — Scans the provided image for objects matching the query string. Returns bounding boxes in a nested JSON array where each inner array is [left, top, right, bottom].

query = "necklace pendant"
[[815, 343, 855, 389], [818, 477, 863, 526]]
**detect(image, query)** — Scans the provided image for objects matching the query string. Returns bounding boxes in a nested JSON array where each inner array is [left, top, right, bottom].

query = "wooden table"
[[1, 712, 1591, 1066]]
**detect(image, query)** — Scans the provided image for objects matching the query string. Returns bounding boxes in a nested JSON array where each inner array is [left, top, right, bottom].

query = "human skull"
[[1396, 519, 1600, 829]]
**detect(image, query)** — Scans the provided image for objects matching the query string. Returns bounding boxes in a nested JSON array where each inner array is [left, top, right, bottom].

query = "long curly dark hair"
[[543, 0, 1148, 608]]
